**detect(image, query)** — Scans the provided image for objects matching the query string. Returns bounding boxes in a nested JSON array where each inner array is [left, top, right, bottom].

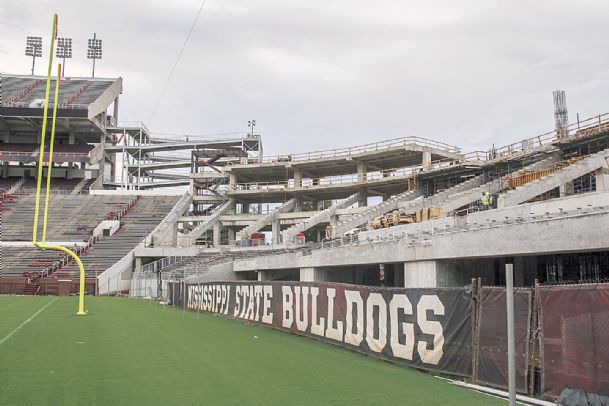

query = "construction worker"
[[481, 192, 493, 209]]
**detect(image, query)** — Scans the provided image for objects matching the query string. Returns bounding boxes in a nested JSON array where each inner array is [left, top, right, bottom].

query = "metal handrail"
[[323, 205, 609, 250], [0, 150, 90, 159], [463, 113, 609, 162], [230, 135, 460, 165], [1, 101, 89, 109]]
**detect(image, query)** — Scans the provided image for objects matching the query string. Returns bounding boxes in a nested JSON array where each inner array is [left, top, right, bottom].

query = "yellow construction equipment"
[[369, 207, 443, 229]]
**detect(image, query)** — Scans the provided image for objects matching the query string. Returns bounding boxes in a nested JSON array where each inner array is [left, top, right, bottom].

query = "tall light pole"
[[87, 33, 102, 78], [248, 119, 256, 136], [25, 36, 43, 75], [56, 37, 72, 77]]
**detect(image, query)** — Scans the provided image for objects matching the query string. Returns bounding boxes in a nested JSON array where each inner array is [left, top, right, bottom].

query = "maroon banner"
[[539, 285, 609, 397], [475, 287, 531, 392], [181, 281, 473, 376]]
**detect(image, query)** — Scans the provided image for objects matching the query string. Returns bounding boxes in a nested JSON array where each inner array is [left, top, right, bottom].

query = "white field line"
[[0, 297, 58, 344]]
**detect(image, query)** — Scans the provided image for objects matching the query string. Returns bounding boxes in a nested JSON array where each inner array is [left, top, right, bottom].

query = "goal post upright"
[[32, 14, 87, 316]]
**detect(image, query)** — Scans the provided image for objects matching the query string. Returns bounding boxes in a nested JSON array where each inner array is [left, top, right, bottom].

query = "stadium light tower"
[[25, 36, 43, 75], [87, 33, 102, 78], [248, 119, 256, 136], [56, 37, 72, 77]]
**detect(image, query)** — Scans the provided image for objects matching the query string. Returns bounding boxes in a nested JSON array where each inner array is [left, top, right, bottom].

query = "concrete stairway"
[[421, 174, 486, 207], [497, 148, 609, 208], [332, 189, 423, 236], [7, 177, 26, 194], [433, 176, 507, 214], [282, 192, 361, 242], [59, 196, 179, 277], [186, 199, 234, 239], [413, 155, 562, 215], [236, 198, 297, 240], [71, 178, 90, 194]]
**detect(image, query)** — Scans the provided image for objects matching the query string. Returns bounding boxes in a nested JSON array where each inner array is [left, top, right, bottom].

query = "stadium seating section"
[[1, 194, 180, 279], [1, 76, 115, 107]]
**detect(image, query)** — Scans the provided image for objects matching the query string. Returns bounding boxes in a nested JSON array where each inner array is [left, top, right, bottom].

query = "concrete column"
[[272, 219, 281, 245], [227, 228, 236, 245], [300, 267, 325, 282], [294, 168, 302, 188], [422, 151, 432, 170], [68, 131, 76, 145], [135, 257, 142, 271], [595, 168, 609, 192], [113, 96, 119, 121], [357, 163, 367, 182], [258, 271, 271, 281], [294, 198, 302, 212], [213, 222, 222, 247], [404, 260, 437, 288], [357, 191, 367, 207], [329, 215, 338, 237], [559, 183, 568, 197], [228, 172, 237, 190]]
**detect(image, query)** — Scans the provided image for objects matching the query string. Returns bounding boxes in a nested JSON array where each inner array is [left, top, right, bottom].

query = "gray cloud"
[[2, 0, 608, 155]]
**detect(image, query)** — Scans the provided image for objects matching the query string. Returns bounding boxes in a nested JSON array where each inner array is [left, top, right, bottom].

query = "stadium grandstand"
[[2, 68, 609, 403]]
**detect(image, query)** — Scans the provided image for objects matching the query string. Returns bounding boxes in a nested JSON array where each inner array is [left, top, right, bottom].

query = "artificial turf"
[[0, 295, 506, 405]]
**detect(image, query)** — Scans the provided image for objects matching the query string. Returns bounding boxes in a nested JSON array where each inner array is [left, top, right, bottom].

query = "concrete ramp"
[[187, 199, 234, 239], [282, 192, 361, 242], [236, 198, 297, 240], [425, 155, 563, 214], [332, 189, 422, 236], [497, 148, 609, 208]]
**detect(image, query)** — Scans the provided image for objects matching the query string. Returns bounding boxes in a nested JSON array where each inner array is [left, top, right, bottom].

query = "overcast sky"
[[2, 0, 609, 156]]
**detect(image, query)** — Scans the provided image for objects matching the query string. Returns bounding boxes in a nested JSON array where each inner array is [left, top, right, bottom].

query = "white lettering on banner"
[[310, 287, 326, 337], [234, 286, 241, 317], [295, 286, 309, 332], [216, 285, 223, 313], [210, 285, 215, 312], [244, 286, 256, 320], [344, 290, 364, 346], [239, 286, 249, 319], [261, 285, 273, 324], [220, 286, 227, 314], [325, 288, 344, 342], [224, 285, 230, 315], [389, 294, 414, 360], [282, 286, 293, 328], [253, 286, 263, 321], [187, 286, 193, 309], [417, 295, 445, 365], [366, 293, 387, 353]]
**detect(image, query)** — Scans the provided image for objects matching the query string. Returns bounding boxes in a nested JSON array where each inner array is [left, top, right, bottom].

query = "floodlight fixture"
[[56, 37, 72, 77], [248, 119, 256, 136], [87, 33, 103, 77], [25, 36, 43, 75]]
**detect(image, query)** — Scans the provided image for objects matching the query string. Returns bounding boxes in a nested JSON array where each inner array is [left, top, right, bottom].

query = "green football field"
[[0, 295, 505, 405]]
